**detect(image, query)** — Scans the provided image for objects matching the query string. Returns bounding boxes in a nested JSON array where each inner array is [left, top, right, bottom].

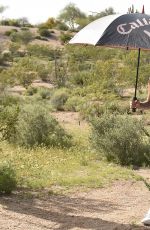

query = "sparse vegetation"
[[0, 4, 149, 197], [0, 163, 17, 194], [10, 30, 34, 45]]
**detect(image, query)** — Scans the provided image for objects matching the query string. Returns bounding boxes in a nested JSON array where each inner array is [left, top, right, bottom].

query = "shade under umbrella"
[[69, 13, 150, 110]]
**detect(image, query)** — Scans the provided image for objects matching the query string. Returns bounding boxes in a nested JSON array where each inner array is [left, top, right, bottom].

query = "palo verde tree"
[[58, 3, 86, 30], [88, 7, 115, 22], [77, 7, 116, 29]]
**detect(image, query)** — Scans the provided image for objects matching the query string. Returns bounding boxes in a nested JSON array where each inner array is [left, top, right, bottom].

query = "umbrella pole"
[[132, 48, 141, 112]]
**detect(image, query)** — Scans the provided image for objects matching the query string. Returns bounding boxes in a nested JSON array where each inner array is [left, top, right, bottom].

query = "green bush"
[[35, 35, 48, 41], [80, 101, 129, 120], [0, 94, 21, 107], [51, 88, 69, 111], [0, 163, 17, 194], [10, 30, 33, 45], [0, 105, 20, 142], [64, 96, 86, 112], [71, 71, 92, 86], [20, 27, 29, 31], [15, 104, 72, 148], [26, 86, 37, 96], [80, 102, 105, 120], [90, 114, 150, 166], [38, 28, 51, 37], [59, 32, 72, 44], [38, 88, 52, 99], [105, 101, 129, 114], [1, 19, 10, 26], [5, 29, 18, 36], [56, 22, 69, 31], [27, 44, 61, 59]]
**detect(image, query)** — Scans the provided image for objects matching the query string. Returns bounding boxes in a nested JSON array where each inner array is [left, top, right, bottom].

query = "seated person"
[[131, 79, 150, 110], [131, 79, 150, 226]]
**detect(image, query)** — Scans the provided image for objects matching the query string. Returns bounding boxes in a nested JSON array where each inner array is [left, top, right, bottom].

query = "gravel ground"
[[0, 179, 150, 230]]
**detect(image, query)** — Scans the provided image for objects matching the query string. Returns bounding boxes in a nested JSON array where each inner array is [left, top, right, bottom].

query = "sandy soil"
[[0, 26, 63, 48], [52, 111, 83, 125], [7, 80, 55, 95], [0, 180, 150, 230]]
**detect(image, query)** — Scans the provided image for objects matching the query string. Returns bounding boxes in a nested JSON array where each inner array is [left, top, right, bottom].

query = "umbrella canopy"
[[69, 13, 150, 111], [69, 13, 150, 50]]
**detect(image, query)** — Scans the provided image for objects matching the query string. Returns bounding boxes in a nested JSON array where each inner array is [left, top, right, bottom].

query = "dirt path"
[[0, 179, 150, 230]]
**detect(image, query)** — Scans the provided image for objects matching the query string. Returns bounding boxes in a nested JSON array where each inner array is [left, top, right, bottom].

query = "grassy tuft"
[[0, 141, 140, 192]]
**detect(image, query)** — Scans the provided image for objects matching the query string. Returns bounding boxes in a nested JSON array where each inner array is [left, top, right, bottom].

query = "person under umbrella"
[[131, 79, 150, 110], [69, 10, 150, 226]]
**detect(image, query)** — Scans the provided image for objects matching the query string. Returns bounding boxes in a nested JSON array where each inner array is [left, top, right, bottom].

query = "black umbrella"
[[69, 13, 150, 111]]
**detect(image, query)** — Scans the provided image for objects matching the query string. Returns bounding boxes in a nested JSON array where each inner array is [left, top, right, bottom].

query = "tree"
[[45, 17, 56, 29], [0, 5, 7, 25], [58, 3, 86, 30], [0, 5, 7, 14], [75, 17, 90, 30], [18, 17, 30, 27], [88, 7, 115, 22]]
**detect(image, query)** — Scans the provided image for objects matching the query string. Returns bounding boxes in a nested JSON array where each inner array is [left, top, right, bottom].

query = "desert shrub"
[[38, 88, 52, 99], [38, 24, 49, 30], [2, 57, 49, 88], [80, 101, 129, 120], [9, 42, 21, 56], [34, 35, 48, 41], [34, 35, 42, 40], [0, 163, 17, 194], [38, 28, 51, 37], [80, 102, 105, 120], [26, 86, 37, 96], [20, 27, 29, 31], [64, 96, 86, 112], [71, 71, 92, 86], [90, 114, 150, 166], [15, 104, 72, 148], [36, 64, 52, 82], [0, 56, 53, 88], [105, 101, 129, 114], [1, 19, 21, 27], [1, 19, 10, 26], [51, 88, 69, 111], [1, 50, 12, 61], [59, 32, 72, 44], [8, 19, 21, 27], [10, 30, 33, 45], [18, 71, 37, 88], [56, 22, 69, 31], [5, 29, 18, 36], [0, 55, 4, 65], [0, 105, 20, 142], [0, 94, 21, 107], [27, 44, 61, 59]]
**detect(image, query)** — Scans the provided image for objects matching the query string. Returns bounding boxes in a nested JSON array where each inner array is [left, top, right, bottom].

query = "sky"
[[0, 0, 150, 24]]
